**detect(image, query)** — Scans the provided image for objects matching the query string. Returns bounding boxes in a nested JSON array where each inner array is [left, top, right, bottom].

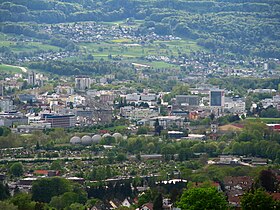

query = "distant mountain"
[[0, 0, 279, 58]]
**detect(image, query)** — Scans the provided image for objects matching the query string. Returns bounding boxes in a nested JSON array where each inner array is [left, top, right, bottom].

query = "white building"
[[28, 71, 36, 86], [56, 85, 74, 95], [126, 93, 141, 102], [0, 99, 14, 112], [75, 76, 93, 90], [120, 106, 158, 120], [224, 97, 246, 114], [140, 93, 157, 102], [138, 116, 188, 129]]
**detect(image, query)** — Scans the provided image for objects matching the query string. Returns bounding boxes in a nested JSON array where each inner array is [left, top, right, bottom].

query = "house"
[[271, 192, 280, 201], [122, 198, 133, 208], [267, 124, 280, 132], [223, 176, 254, 207], [140, 203, 153, 210], [218, 155, 240, 165], [193, 181, 222, 191], [162, 198, 173, 210], [182, 134, 206, 141], [33, 170, 60, 177], [251, 158, 268, 166]]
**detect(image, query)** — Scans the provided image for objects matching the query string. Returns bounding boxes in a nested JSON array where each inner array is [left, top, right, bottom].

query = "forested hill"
[[0, 0, 280, 58]]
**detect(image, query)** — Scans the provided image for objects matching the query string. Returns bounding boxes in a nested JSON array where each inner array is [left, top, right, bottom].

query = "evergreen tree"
[[153, 193, 163, 210]]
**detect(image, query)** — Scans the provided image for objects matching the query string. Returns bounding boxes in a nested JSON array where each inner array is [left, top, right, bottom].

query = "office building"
[[210, 90, 225, 107], [43, 114, 76, 128]]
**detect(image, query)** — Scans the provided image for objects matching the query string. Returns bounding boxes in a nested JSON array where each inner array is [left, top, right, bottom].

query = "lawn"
[[0, 40, 60, 53], [246, 117, 280, 123], [149, 61, 179, 69], [0, 64, 23, 74], [80, 38, 204, 58]]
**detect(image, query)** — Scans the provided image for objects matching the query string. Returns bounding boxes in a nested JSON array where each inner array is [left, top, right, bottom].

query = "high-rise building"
[[28, 71, 36, 86], [210, 89, 225, 107], [0, 83, 4, 96], [75, 76, 92, 90]]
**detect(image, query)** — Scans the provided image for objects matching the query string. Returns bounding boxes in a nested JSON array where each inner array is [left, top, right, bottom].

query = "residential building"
[[121, 106, 158, 120], [0, 98, 14, 112], [75, 76, 93, 90], [18, 94, 37, 104], [175, 95, 200, 106], [55, 85, 74, 95], [0, 83, 4, 96], [224, 176, 254, 207], [224, 97, 246, 114], [100, 93, 116, 105], [126, 93, 141, 102], [140, 93, 157, 102], [28, 71, 36, 86], [139, 116, 188, 129], [0, 112, 28, 127]]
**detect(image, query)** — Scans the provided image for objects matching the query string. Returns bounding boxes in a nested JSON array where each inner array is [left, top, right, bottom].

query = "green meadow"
[[246, 117, 280, 124], [0, 64, 23, 74]]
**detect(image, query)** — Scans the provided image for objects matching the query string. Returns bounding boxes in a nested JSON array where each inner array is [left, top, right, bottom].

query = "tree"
[[0, 201, 17, 210], [9, 193, 36, 210], [161, 144, 176, 161], [138, 191, 153, 207], [50, 192, 79, 210], [241, 189, 277, 210], [153, 193, 163, 210], [256, 170, 277, 192], [116, 153, 127, 162], [0, 126, 11, 136], [0, 182, 10, 200], [69, 203, 85, 210], [35, 141, 40, 150], [50, 160, 62, 171], [32, 177, 72, 203], [10, 162, 24, 177], [209, 113, 215, 121], [154, 119, 162, 136], [178, 148, 191, 161], [177, 187, 228, 210], [137, 126, 149, 135]]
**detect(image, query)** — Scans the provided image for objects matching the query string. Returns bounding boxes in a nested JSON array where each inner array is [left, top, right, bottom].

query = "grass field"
[[0, 64, 23, 74], [246, 117, 280, 123], [79, 39, 204, 68], [149, 61, 179, 69], [0, 40, 60, 53], [0, 33, 60, 53]]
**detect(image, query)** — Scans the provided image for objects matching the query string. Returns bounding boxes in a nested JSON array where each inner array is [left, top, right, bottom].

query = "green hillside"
[[0, 0, 279, 58]]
